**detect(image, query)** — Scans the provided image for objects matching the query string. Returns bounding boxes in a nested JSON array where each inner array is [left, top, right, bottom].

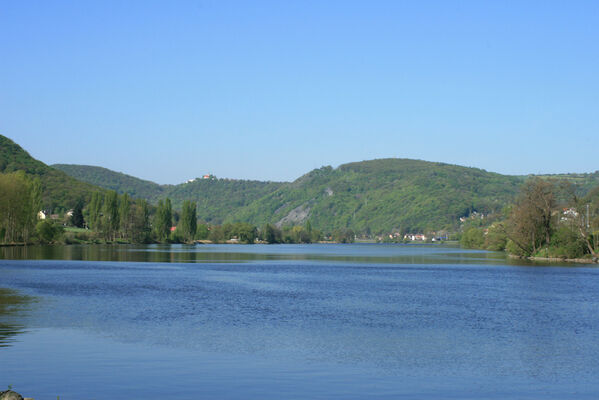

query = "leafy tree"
[[196, 223, 210, 240], [208, 224, 225, 243], [88, 191, 103, 231], [505, 178, 556, 256], [549, 225, 587, 259], [288, 225, 311, 243], [178, 200, 197, 242], [153, 198, 172, 241], [119, 193, 131, 238], [568, 187, 599, 258], [261, 223, 281, 243], [484, 224, 507, 251], [460, 227, 485, 249], [235, 222, 257, 244], [130, 199, 151, 243], [102, 190, 120, 241], [36, 220, 63, 243], [70, 198, 85, 228], [332, 228, 355, 243], [0, 171, 39, 243]]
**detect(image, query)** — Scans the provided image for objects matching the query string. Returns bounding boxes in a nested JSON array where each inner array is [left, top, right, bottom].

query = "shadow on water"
[[0, 288, 34, 348]]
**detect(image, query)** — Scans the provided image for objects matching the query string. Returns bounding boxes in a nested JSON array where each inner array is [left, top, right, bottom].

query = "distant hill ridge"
[[52, 163, 285, 224], [52, 164, 167, 201], [227, 158, 524, 232], [0, 135, 102, 209], [3, 134, 598, 232]]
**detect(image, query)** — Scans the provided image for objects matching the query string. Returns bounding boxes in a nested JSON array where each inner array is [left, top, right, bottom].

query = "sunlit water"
[[1, 244, 598, 399]]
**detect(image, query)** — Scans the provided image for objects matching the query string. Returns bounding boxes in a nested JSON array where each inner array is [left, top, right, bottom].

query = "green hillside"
[[0, 135, 103, 210], [52, 164, 166, 200], [228, 159, 524, 233], [12, 133, 598, 234], [53, 163, 284, 224], [163, 178, 284, 224]]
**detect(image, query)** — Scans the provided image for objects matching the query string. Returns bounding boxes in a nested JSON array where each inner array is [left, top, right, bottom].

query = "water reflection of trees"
[[0, 244, 517, 265], [0, 288, 33, 348]]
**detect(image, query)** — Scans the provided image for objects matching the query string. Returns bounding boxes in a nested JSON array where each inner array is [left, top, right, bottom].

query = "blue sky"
[[1, 1, 597, 183]]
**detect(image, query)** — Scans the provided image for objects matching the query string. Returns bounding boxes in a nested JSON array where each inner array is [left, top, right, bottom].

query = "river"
[[1, 244, 598, 399]]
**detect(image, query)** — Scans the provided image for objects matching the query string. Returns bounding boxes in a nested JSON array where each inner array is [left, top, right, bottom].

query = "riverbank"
[[509, 254, 599, 264]]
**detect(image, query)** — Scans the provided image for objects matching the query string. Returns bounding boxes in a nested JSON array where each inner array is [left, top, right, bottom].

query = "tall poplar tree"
[[130, 199, 150, 243], [103, 190, 119, 241], [71, 198, 85, 228], [89, 192, 103, 231], [119, 193, 131, 238], [154, 198, 172, 242], [178, 200, 197, 242]]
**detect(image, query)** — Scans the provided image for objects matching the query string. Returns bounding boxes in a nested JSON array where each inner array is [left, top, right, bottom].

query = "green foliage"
[[165, 178, 283, 224], [52, 164, 166, 200], [88, 192, 103, 230], [460, 227, 485, 249], [261, 223, 282, 243], [484, 224, 507, 251], [506, 239, 527, 257], [129, 199, 151, 243], [119, 193, 131, 237], [502, 178, 599, 259], [47, 150, 599, 237], [70, 198, 85, 228], [0, 171, 40, 243], [0, 135, 102, 210], [178, 200, 197, 242], [36, 220, 64, 243], [102, 191, 120, 241], [53, 164, 284, 225], [283, 225, 312, 243], [208, 224, 225, 243], [235, 223, 257, 244], [332, 228, 355, 243], [153, 198, 172, 241], [530, 171, 599, 197], [546, 226, 588, 259], [205, 222, 258, 244], [505, 178, 556, 256], [228, 159, 524, 235], [5, 134, 599, 251], [196, 223, 209, 240]]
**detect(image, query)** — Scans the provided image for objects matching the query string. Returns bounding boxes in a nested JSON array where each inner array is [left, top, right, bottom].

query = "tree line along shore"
[[0, 171, 352, 245], [1, 170, 598, 262]]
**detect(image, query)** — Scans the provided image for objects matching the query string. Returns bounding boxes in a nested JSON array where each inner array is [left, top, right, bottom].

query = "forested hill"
[[165, 178, 284, 224], [52, 164, 167, 201], [0, 135, 103, 210], [53, 163, 284, 224], [228, 159, 524, 233], [7, 133, 598, 233]]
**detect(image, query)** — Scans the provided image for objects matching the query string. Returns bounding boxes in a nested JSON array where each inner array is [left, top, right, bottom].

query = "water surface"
[[1, 244, 598, 399]]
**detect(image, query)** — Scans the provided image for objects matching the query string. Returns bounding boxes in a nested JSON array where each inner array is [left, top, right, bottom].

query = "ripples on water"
[[1, 244, 598, 399]]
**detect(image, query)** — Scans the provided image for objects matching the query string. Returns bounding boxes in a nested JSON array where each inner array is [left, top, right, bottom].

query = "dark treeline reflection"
[[0, 243, 524, 266], [0, 288, 34, 347]]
